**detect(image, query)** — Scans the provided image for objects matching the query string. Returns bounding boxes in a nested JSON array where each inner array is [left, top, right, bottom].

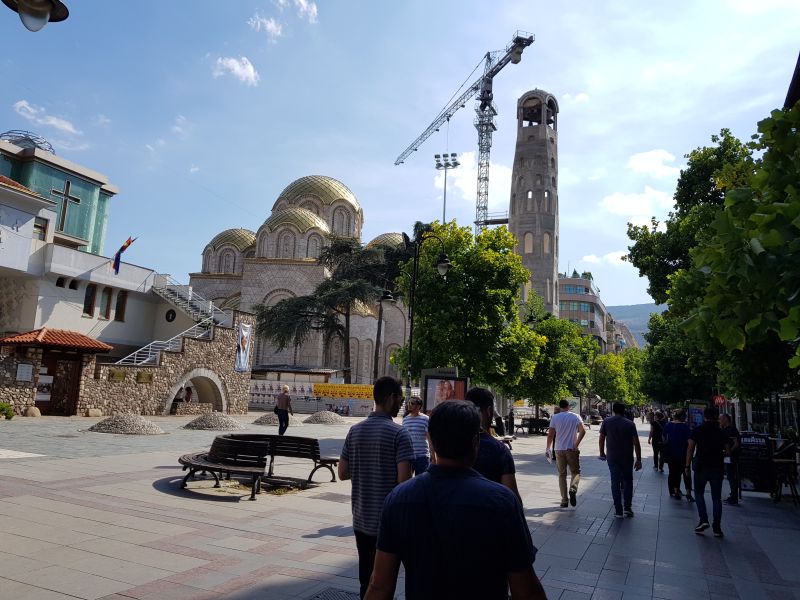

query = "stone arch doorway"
[[163, 368, 228, 415]]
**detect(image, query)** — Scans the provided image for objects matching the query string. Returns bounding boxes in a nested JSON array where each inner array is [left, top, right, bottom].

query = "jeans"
[[608, 460, 633, 513], [354, 529, 377, 599], [411, 456, 430, 476], [276, 409, 289, 436], [652, 443, 665, 470], [725, 461, 739, 501], [694, 466, 724, 526], [555, 449, 581, 501], [667, 458, 692, 494]]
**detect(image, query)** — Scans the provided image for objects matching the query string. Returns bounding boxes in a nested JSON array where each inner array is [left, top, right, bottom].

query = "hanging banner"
[[235, 323, 253, 373], [313, 383, 374, 400]]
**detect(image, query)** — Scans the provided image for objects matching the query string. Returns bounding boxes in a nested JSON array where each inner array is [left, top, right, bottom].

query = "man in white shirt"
[[546, 399, 586, 508]]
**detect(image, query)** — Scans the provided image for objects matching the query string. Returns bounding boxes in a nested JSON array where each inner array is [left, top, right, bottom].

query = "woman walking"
[[648, 411, 667, 471], [664, 410, 694, 501]]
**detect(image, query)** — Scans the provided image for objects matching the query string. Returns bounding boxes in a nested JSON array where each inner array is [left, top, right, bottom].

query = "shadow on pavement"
[[152, 475, 250, 503], [302, 525, 353, 539]]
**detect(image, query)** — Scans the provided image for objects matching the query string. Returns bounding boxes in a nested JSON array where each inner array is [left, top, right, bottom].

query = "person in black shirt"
[[687, 406, 731, 537], [648, 411, 666, 471], [719, 413, 741, 505]]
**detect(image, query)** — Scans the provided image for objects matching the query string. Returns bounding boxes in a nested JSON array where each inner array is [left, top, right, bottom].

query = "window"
[[580, 319, 589, 326], [535, 175, 542, 186], [114, 290, 128, 322], [69, 279, 79, 290], [570, 301, 579, 311], [526, 190, 533, 199], [99, 287, 112, 319], [565, 285, 575, 294], [56, 277, 66, 288], [590, 320, 596, 329], [83, 284, 97, 316], [543, 232, 552, 254], [33, 217, 48, 241], [559, 302, 566, 312], [580, 302, 590, 312], [523, 232, 533, 254]]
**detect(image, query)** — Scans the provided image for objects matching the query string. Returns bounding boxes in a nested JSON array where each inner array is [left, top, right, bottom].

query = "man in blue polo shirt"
[[365, 401, 546, 600], [339, 376, 414, 599]]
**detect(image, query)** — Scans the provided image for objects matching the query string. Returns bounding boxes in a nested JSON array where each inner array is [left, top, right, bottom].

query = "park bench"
[[178, 434, 339, 500]]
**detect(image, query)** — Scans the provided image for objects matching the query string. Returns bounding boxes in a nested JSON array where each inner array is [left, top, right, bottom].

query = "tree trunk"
[[373, 301, 383, 382], [343, 308, 352, 384]]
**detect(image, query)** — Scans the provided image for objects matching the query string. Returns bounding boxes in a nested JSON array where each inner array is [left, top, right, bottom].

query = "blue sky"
[[2, 0, 798, 305]]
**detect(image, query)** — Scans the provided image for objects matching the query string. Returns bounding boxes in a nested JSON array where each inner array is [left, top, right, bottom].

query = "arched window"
[[99, 287, 113, 319], [333, 207, 351, 236], [83, 284, 97, 316], [278, 232, 295, 258], [546, 278, 552, 303], [535, 175, 542, 186], [307, 234, 322, 259], [523, 232, 534, 254], [526, 190, 533, 211], [219, 250, 235, 273], [544, 190, 551, 213], [202, 249, 212, 273], [257, 233, 269, 257], [56, 277, 66, 288], [543, 232, 552, 255], [550, 157, 556, 168], [114, 291, 128, 322], [300, 199, 320, 215]]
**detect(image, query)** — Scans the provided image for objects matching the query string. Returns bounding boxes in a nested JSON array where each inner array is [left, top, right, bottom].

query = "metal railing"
[[114, 318, 214, 366], [151, 273, 231, 326]]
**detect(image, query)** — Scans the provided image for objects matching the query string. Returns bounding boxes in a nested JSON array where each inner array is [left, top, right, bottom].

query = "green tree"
[[394, 222, 541, 390], [254, 235, 384, 383], [592, 353, 629, 404], [621, 347, 647, 405]]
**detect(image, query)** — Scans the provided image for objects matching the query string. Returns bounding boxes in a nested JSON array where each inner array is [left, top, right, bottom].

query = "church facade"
[[189, 175, 408, 385]]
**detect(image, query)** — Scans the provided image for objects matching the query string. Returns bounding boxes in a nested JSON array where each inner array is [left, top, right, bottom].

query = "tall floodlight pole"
[[434, 153, 460, 223]]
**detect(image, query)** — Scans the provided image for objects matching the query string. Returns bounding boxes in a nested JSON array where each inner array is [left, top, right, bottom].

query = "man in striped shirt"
[[402, 396, 430, 475], [339, 376, 414, 599]]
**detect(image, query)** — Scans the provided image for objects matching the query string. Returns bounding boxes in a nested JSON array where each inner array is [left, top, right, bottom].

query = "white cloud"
[[433, 151, 512, 213], [562, 92, 590, 103], [249, 14, 283, 42], [294, 0, 318, 23], [599, 185, 673, 221], [189, 165, 200, 174], [13, 100, 81, 135], [627, 149, 681, 178], [171, 115, 187, 135], [213, 57, 260, 87], [581, 251, 627, 268], [587, 167, 607, 181], [92, 114, 111, 127]]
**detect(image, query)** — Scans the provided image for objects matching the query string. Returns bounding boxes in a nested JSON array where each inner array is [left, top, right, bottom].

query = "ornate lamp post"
[[2, 0, 68, 31], [381, 230, 451, 398]]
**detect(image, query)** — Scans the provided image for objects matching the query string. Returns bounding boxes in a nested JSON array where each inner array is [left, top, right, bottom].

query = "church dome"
[[273, 175, 361, 213], [263, 207, 331, 234], [206, 228, 256, 252], [366, 232, 405, 249]]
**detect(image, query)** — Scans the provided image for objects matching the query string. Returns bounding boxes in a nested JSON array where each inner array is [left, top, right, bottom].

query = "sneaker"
[[569, 487, 577, 507], [694, 521, 710, 534], [560, 500, 569, 508], [614, 511, 624, 519], [713, 526, 724, 538], [685, 493, 695, 502], [624, 509, 634, 518]]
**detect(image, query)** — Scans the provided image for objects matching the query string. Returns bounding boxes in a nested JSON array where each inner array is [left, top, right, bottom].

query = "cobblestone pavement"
[[0, 415, 798, 599]]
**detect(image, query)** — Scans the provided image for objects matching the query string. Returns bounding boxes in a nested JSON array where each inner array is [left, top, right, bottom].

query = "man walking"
[[719, 413, 741, 505], [275, 384, 293, 436], [546, 399, 585, 507], [338, 377, 414, 599], [466, 387, 520, 499], [365, 401, 547, 600], [687, 406, 730, 537], [599, 402, 642, 517], [402, 396, 430, 475]]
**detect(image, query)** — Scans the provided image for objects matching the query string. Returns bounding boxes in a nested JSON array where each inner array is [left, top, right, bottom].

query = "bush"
[[0, 402, 14, 420]]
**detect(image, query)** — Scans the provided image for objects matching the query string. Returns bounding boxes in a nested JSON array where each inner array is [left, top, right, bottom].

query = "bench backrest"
[[270, 435, 321, 461], [209, 435, 271, 468]]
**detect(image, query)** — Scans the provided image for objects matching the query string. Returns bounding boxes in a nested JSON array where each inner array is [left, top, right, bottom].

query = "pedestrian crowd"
[[337, 376, 739, 599]]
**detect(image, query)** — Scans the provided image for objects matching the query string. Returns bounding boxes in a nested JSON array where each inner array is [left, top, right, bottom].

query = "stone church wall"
[[80, 311, 255, 416]]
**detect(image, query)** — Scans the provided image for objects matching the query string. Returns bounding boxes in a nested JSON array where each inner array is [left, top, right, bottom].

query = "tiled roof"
[[0, 328, 113, 352], [0, 175, 41, 197], [206, 228, 256, 252], [263, 207, 331, 234], [274, 175, 361, 213], [366, 232, 404, 249]]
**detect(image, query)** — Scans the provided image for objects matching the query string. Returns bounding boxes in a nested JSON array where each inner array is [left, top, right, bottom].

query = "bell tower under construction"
[[508, 89, 560, 316]]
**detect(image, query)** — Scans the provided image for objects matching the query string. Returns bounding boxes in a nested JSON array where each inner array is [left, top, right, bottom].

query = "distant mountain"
[[606, 303, 667, 347]]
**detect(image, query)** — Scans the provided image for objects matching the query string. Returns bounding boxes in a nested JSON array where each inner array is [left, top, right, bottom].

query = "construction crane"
[[395, 31, 534, 232]]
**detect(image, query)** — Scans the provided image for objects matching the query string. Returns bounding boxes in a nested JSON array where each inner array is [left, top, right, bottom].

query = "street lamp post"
[[434, 153, 460, 223], [2, 0, 68, 31], [382, 231, 451, 400]]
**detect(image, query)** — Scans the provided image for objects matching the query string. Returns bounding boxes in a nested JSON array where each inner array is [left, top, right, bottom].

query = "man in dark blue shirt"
[[687, 406, 731, 537], [366, 401, 546, 600], [599, 402, 642, 518]]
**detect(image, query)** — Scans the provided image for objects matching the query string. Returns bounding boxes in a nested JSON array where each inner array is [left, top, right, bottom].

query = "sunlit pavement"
[[0, 416, 798, 599]]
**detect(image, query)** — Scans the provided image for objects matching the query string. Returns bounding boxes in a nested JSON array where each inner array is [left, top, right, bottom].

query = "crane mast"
[[395, 31, 534, 233]]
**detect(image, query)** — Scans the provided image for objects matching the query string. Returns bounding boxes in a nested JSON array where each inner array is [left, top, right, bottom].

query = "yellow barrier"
[[313, 383, 374, 400]]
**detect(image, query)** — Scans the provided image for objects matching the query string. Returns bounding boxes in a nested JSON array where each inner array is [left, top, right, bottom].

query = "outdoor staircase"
[[114, 274, 233, 367]]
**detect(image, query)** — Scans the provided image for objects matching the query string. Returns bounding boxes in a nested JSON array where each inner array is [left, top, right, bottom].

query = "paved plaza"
[[0, 415, 798, 600]]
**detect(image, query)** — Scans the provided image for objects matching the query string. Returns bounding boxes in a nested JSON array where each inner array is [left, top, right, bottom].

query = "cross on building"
[[51, 180, 81, 232]]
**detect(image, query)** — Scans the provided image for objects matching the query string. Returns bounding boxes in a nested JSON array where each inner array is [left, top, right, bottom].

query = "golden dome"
[[263, 207, 331, 234], [273, 175, 361, 213], [207, 228, 256, 252], [366, 232, 405, 249]]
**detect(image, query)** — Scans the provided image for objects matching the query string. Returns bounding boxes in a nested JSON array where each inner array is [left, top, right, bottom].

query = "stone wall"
[[176, 402, 213, 415], [80, 311, 255, 416], [0, 347, 42, 414]]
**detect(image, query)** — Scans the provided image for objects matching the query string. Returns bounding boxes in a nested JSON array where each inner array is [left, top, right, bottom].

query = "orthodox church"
[[189, 175, 408, 385]]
